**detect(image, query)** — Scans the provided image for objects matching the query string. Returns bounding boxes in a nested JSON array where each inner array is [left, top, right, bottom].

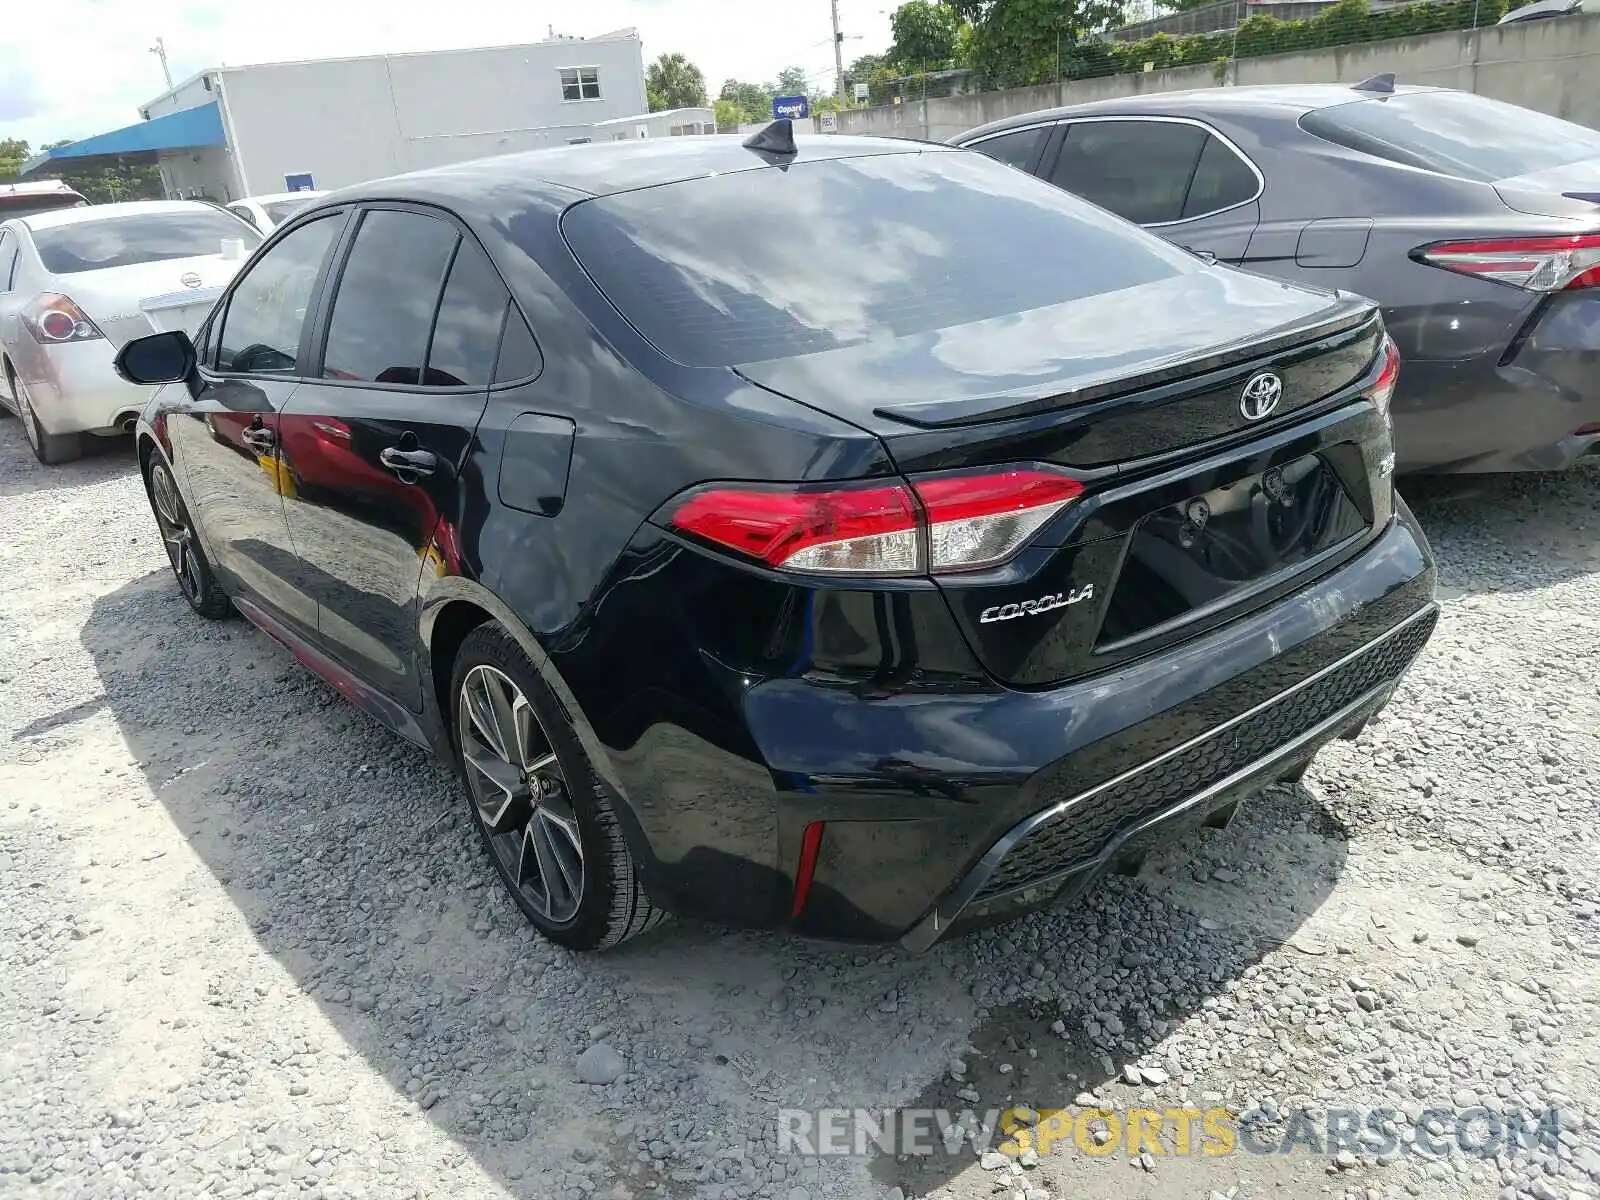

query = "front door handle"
[[241, 425, 275, 451], [379, 446, 438, 477]]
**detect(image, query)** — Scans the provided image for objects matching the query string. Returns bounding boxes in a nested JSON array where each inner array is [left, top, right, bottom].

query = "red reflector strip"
[[789, 821, 826, 919], [1576, 422, 1600, 436]]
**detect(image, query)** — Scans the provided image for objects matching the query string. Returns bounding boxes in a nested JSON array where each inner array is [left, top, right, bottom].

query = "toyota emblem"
[[180, 272, 203, 290], [1239, 371, 1284, 421]]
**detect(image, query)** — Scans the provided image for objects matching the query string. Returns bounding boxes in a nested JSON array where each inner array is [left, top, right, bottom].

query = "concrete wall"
[[838, 14, 1600, 141], [214, 33, 647, 194]]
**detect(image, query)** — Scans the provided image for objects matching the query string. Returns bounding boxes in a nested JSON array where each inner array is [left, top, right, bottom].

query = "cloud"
[[1, 0, 892, 149]]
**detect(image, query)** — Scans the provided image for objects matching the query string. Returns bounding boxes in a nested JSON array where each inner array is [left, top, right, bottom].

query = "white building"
[[23, 30, 653, 200]]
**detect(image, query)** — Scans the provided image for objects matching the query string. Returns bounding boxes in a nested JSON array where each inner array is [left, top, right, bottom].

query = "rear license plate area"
[[1097, 451, 1368, 645]]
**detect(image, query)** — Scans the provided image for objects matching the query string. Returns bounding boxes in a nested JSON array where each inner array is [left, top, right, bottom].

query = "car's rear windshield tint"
[[32, 210, 262, 274], [1300, 91, 1600, 184], [0, 195, 87, 221], [560, 149, 1195, 367], [264, 199, 312, 225]]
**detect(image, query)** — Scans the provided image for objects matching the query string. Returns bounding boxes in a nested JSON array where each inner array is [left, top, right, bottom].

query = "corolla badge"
[[1239, 371, 1284, 421], [979, 584, 1095, 624], [180, 272, 203, 289]]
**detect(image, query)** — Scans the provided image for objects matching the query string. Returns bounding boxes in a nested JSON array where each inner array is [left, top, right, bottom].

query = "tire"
[[10, 369, 80, 465], [449, 622, 665, 950], [0, 361, 15, 419], [145, 455, 232, 619]]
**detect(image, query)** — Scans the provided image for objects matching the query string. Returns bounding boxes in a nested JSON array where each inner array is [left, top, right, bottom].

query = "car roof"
[[956, 82, 1449, 142], [316, 133, 942, 210], [20, 199, 225, 232]]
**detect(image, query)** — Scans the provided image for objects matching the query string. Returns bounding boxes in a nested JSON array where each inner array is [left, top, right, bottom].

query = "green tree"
[[773, 66, 811, 96], [646, 52, 709, 112], [0, 138, 30, 182], [713, 98, 743, 130], [949, 0, 1130, 88], [889, 0, 962, 70], [719, 78, 773, 122], [34, 140, 163, 203]]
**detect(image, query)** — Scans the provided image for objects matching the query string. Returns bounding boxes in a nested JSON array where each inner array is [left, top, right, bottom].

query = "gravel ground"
[[0, 419, 1596, 1200]]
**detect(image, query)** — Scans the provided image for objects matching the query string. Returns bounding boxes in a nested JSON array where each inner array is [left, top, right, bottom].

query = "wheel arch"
[[419, 578, 661, 891], [419, 579, 620, 794]]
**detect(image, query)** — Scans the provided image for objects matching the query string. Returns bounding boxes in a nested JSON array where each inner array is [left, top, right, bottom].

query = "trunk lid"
[[61, 254, 243, 347], [1494, 157, 1600, 219], [740, 279, 1388, 691], [733, 268, 1368, 458]]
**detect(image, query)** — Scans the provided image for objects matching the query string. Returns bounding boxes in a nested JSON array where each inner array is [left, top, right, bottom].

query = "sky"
[[0, 0, 896, 150]]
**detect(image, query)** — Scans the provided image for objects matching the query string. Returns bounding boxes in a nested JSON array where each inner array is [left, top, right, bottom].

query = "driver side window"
[[217, 214, 341, 375]]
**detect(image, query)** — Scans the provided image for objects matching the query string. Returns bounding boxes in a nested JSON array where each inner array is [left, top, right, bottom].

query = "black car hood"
[[733, 267, 1357, 432]]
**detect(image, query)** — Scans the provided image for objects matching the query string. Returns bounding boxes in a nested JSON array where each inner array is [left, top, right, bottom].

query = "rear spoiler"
[[873, 301, 1381, 430]]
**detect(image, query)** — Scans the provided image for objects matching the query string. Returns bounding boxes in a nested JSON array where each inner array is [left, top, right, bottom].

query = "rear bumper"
[[728, 501, 1436, 944], [10, 336, 151, 435], [1394, 293, 1600, 474], [899, 605, 1431, 949]]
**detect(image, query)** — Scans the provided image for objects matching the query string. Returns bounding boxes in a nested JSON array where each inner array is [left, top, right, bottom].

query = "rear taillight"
[[665, 466, 1084, 577], [21, 293, 103, 344], [1416, 234, 1600, 292], [1372, 335, 1400, 418]]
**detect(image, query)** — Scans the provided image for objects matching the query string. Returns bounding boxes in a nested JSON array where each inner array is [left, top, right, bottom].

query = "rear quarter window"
[[1300, 91, 1600, 183], [560, 150, 1197, 368]]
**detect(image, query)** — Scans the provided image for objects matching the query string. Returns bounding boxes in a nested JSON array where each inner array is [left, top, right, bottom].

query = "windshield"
[[560, 149, 1195, 368], [1300, 91, 1600, 183], [263, 198, 313, 226], [0, 194, 87, 222], [32, 209, 263, 274]]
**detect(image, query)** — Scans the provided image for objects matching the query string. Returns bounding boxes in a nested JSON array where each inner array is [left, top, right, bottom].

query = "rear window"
[[264, 199, 313, 225], [0, 194, 87, 221], [1300, 91, 1600, 184], [560, 150, 1194, 367], [32, 209, 262, 274]]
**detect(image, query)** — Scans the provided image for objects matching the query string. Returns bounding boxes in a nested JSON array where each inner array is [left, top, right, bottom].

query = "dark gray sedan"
[[954, 83, 1600, 474]]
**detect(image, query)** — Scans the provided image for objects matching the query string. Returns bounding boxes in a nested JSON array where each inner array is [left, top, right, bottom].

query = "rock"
[[576, 1044, 626, 1085], [980, 1151, 1008, 1171], [1138, 1151, 1156, 1172], [1335, 1150, 1358, 1171], [1139, 1066, 1169, 1085], [1020, 1148, 1039, 1168], [1122, 1065, 1143, 1086], [1456, 930, 1482, 947]]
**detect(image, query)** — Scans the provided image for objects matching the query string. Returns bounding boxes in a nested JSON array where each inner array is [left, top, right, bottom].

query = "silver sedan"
[[0, 200, 261, 464]]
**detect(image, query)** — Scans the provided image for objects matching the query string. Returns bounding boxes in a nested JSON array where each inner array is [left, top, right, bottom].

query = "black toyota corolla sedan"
[[114, 126, 1437, 952]]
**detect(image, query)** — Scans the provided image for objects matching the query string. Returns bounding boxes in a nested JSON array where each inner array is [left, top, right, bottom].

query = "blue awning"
[[20, 102, 227, 175]]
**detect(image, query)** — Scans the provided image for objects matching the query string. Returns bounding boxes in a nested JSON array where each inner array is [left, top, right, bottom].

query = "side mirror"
[[114, 330, 196, 386]]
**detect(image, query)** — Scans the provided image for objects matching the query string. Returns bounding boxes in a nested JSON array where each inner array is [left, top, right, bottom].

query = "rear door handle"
[[241, 426, 275, 451], [379, 446, 438, 477]]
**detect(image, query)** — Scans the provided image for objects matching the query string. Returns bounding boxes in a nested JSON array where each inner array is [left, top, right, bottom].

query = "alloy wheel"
[[456, 664, 585, 925], [150, 463, 203, 603]]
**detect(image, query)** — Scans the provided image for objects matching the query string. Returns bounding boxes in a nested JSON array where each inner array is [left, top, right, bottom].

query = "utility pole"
[[832, 0, 847, 107], [150, 37, 174, 92]]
